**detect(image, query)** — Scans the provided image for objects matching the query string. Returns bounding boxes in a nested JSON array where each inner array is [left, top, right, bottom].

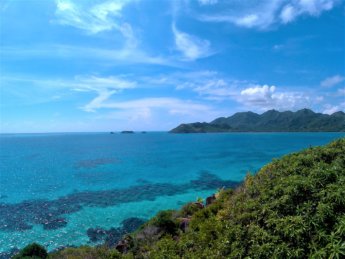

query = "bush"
[[12, 243, 47, 259], [180, 202, 203, 217], [151, 210, 178, 235], [49, 246, 123, 259]]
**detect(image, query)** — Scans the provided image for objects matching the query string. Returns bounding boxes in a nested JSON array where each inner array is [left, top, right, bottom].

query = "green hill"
[[14, 138, 345, 258], [170, 109, 345, 133]]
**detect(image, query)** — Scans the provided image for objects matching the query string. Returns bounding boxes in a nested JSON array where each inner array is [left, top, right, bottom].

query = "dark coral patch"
[[87, 217, 146, 247], [0, 247, 20, 259], [43, 218, 67, 230], [0, 172, 239, 232]]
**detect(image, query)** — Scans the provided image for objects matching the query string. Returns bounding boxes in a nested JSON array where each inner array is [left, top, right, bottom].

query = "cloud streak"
[[55, 0, 133, 34], [172, 24, 213, 61], [321, 75, 345, 88], [0, 44, 175, 66], [197, 0, 340, 29]]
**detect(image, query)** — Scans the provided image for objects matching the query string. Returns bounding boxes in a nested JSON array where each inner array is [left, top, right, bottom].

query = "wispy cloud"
[[0, 75, 137, 110], [320, 75, 345, 88], [0, 44, 175, 66], [50, 0, 178, 66], [93, 97, 224, 130], [54, 0, 133, 34], [197, 0, 340, 29], [2, 70, 341, 127], [280, 4, 297, 24], [72, 76, 137, 112], [172, 24, 213, 61], [323, 102, 345, 114], [140, 70, 317, 112]]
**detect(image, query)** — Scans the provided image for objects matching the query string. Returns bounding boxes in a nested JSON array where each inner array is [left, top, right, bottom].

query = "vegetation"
[[12, 243, 48, 259], [13, 138, 345, 258], [170, 109, 345, 133]]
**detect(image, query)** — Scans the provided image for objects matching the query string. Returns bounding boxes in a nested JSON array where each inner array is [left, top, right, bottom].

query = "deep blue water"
[[0, 132, 344, 253]]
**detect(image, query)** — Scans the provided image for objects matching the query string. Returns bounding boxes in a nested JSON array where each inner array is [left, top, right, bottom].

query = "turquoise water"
[[0, 132, 344, 254]]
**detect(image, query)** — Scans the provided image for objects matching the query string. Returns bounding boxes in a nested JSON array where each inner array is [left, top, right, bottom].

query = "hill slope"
[[170, 109, 345, 133], [14, 138, 345, 258]]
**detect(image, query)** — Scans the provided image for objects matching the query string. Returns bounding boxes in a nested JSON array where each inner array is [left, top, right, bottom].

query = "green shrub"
[[180, 202, 203, 217], [49, 246, 123, 259], [151, 210, 178, 235], [12, 243, 47, 259]]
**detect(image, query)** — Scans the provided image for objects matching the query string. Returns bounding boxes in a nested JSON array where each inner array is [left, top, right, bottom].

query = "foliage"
[[180, 202, 203, 217], [48, 246, 125, 259], [149, 210, 179, 235], [12, 243, 48, 259]]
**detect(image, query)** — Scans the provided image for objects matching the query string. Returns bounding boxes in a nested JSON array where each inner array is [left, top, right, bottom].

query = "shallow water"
[[0, 132, 344, 253]]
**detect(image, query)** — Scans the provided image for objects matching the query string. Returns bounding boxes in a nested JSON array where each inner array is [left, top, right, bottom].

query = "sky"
[[0, 0, 344, 133]]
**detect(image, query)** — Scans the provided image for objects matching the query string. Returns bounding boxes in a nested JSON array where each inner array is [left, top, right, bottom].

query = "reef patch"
[[0, 172, 239, 232]]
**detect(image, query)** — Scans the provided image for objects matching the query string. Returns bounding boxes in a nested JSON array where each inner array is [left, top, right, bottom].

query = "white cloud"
[[55, 0, 133, 34], [323, 102, 345, 114], [145, 70, 241, 100], [172, 24, 213, 61], [298, 0, 335, 15], [3, 1, 182, 67], [235, 14, 260, 28], [1, 74, 137, 111], [198, 0, 340, 29], [241, 85, 276, 98], [193, 79, 233, 98], [142, 71, 314, 113], [280, 4, 297, 23], [279, 0, 337, 24], [72, 76, 137, 112], [54, 0, 142, 58], [320, 75, 345, 87], [198, 1, 281, 29], [239, 84, 310, 111]]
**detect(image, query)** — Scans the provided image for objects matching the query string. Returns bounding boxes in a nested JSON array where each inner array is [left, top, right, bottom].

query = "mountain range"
[[170, 109, 345, 133]]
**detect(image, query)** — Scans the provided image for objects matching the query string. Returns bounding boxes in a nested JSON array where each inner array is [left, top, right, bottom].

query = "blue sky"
[[0, 0, 344, 133]]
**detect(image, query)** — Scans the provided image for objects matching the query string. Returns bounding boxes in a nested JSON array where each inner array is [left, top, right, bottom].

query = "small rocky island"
[[121, 131, 134, 134], [170, 109, 345, 133]]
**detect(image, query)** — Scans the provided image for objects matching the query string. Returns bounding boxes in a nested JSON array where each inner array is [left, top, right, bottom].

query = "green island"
[[170, 109, 345, 133], [13, 138, 345, 258]]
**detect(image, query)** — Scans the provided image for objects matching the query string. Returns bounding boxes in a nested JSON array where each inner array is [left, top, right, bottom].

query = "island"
[[121, 131, 134, 134], [170, 109, 345, 133]]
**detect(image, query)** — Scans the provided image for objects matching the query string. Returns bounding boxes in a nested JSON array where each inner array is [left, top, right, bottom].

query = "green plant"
[[12, 243, 47, 259]]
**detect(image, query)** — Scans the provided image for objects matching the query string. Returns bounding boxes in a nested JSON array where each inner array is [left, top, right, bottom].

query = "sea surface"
[[0, 132, 344, 254]]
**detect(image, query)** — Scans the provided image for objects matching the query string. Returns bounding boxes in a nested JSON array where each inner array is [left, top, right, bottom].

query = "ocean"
[[0, 132, 344, 254]]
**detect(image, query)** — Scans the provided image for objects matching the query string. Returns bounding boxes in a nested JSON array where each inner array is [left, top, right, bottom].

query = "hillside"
[[170, 109, 345, 133], [12, 137, 345, 258]]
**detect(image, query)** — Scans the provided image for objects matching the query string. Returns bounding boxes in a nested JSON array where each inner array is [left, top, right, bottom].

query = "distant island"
[[170, 109, 345, 133], [121, 131, 134, 134]]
